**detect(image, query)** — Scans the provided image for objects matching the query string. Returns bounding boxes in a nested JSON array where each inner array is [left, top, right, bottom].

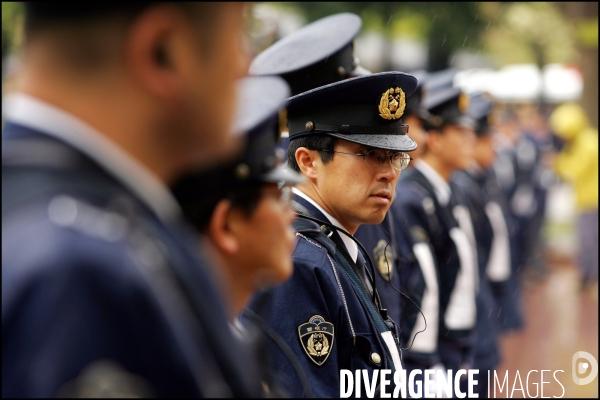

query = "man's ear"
[[207, 199, 239, 255], [295, 147, 319, 180], [426, 129, 443, 154], [124, 4, 185, 101]]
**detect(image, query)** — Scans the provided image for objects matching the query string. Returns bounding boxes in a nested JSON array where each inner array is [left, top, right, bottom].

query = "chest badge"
[[373, 239, 394, 281], [378, 86, 406, 120], [298, 315, 335, 366]]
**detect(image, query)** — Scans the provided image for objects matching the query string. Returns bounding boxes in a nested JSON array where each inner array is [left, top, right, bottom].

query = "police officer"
[[394, 74, 479, 382], [172, 76, 304, 397], [244, 72, 418, 397], [2, 2, 261, 397], [249, 12, 369, 152], [452, 92, 509, 395], [172, 76, 303, 316]]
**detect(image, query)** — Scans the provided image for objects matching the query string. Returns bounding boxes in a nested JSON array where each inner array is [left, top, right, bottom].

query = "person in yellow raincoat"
[[549, 103, 598, 290]]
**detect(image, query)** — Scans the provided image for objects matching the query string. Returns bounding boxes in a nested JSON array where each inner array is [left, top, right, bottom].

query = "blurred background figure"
[[549, 102, 598, 291], [2, 2, 262, 398], [395, 73, 479, 393], [248, 12, 368, 154]]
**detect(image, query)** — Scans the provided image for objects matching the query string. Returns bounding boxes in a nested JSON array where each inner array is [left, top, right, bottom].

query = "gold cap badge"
[[378, 86, 406, 120], [458, 92, 469, 113]]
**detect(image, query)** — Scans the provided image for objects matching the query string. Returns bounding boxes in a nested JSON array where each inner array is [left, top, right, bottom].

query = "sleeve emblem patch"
[[298, 315, 335, 366]]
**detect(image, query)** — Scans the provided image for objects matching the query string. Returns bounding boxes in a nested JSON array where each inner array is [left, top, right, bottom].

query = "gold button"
[[371, 352, 381, 364], [305, 121, 314, 131]]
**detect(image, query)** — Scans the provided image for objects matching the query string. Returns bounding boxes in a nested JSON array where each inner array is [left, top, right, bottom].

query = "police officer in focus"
[[2, 2, 262, 397], [244, 72, 419, 397]]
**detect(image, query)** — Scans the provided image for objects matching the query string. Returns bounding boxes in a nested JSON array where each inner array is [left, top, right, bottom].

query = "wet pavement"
[[493, 249, 598, 398]]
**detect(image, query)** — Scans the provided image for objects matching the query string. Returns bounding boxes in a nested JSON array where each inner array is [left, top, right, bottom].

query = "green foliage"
[[576, 18, 598, 49], [2, 2, 24, 57], [280, 2, 486, 70]]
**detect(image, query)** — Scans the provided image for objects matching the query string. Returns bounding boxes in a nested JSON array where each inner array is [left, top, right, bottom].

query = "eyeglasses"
[[316, 149, 413, 171]]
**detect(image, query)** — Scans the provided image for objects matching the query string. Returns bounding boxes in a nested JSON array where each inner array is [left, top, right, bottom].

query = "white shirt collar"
[[415, 159, 452, 206], [3, 92, 182, 223], [292, 187, 358, 263]]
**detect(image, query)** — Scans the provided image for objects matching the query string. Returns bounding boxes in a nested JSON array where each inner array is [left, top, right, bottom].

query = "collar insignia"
[[378, 86, 406, 120], [298, 315, 335, 366]]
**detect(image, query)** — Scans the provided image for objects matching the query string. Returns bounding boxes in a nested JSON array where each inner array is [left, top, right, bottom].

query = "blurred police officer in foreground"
[[244, 72, 418, 397], [172, 76, 302, 317], [394, 74, 479, 384], [452, 93, 509, 395], [172, 76, 304, 397], [2, 2, 262, 397]]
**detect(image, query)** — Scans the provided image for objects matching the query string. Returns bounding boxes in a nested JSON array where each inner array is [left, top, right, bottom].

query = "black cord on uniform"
[[378, 222, 428, 352], [242, 308, 314, 399], [294, 213, 380, 307]]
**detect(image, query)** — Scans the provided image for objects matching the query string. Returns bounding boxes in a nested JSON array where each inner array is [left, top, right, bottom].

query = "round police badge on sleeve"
[[373, 239, 394, 281], [298, 315, 335, 366]]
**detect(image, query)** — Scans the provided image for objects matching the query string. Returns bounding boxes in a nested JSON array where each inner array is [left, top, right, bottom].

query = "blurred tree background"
[[2, 2, 597, 124]]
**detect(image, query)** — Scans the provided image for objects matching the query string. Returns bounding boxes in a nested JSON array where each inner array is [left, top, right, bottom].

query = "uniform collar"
[[414, 159, 452, 206], [292, 187, 358, 263], [3, 92, 182, 223]]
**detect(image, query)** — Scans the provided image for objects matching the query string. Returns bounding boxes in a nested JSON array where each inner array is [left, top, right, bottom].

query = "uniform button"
[[370, 352, 381, 364]]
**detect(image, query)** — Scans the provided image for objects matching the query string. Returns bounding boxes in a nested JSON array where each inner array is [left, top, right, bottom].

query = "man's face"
[[437, 123, 476, 171], [315, 140, 401, 232], [474, 134, 496, 169], [404, 114, 427, 161], [235, 184, 297, 289], [174, 3, 249, 169]]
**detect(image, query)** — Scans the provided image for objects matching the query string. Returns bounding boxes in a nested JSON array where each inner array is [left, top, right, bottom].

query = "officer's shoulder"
[[3, 193, 142, 288], [396, 174, 432, 205]]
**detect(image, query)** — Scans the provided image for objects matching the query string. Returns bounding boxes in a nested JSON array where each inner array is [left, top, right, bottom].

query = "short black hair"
[[178, 181, 264, 233], [287, 134, 337, 172]]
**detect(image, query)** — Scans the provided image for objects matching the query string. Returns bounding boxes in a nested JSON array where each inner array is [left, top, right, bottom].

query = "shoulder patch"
[[373, 239, 394, 281], [298, 315, 335, 366]]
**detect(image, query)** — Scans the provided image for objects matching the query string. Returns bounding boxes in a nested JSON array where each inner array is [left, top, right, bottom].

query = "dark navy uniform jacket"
[[394, 165, 477, 372], [244, 195, 403, 398], [452, 169, 503, 372], [354, 210, 402, 327], [388, 198, 442, 373], [2, 123, 262, 398], [481, 167, 525, 332]]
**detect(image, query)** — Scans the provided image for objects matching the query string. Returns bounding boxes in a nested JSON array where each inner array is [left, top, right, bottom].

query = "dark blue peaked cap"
[[287, 71, 419, 152], [249, 13, 363, 96], [405, 69, 430, 121], [468, 92, 494, 136], [423, 68, 474, 131]]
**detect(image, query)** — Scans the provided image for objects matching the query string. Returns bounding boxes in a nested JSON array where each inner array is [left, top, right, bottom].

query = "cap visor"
[[325, 132, 417, 152]]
